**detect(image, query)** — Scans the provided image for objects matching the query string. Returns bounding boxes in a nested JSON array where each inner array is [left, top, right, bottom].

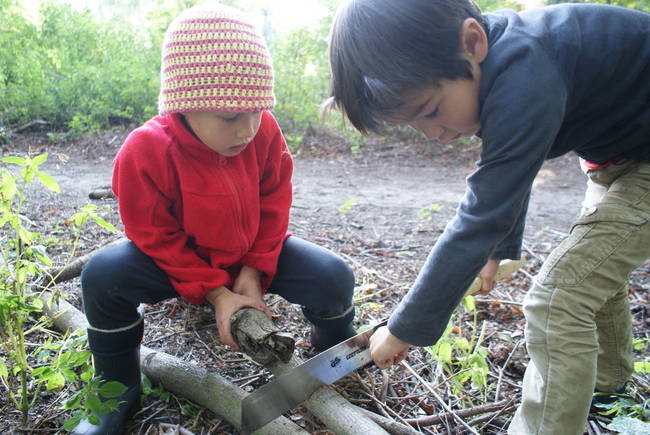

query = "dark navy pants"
[[81, 236, 355, 354]]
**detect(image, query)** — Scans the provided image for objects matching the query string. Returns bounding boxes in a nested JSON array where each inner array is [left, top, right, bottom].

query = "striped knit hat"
[[158, 5, 275, 115]]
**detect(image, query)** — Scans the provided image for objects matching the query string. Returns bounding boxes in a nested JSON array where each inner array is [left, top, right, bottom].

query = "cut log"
[[229, 309, 388, 435], [231, 308, 295, 365]]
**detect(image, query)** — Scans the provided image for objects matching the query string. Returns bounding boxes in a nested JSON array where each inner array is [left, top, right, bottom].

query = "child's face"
[[378, 17, 486, 143], [381, 75, 482, 144], [182, 110, 263, 157]]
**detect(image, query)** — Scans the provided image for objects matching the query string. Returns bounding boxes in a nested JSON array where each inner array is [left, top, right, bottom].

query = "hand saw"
[[240, 256, 525, 433]]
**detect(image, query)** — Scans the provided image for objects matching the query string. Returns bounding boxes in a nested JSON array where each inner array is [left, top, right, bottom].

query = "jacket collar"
[[163, 113, 227, 163]]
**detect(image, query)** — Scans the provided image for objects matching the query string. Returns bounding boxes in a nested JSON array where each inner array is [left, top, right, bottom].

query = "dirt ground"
[[1, 128, 648, 434]]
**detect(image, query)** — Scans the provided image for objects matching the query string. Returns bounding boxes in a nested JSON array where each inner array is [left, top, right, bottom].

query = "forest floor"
[[1, 127, 649, 434]]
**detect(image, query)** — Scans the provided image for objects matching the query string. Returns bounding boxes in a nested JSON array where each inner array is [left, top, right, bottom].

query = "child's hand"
[[476, 259, 499, 295], [205, 286, 268, 351], [232, 265, 272, 318], [369, 326, 410, 369]]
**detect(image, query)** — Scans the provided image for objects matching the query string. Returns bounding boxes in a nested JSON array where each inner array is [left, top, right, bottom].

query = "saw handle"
[[369, 319, 388, 334], [465, 255, 526, 296]]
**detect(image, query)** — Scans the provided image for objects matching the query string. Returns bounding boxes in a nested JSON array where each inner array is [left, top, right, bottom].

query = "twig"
[[496, 339, 523, 400], [359, 390, 414, 429], [355, 288, 390, 303], [339, 252, 398, 285], [471, 402, 517, 431], [143, 329, 185, 345], [355, 372, 414, 429], [405, 398, 513, 428], [132, 399, 164, 419], [518, 268, 535, 281], [400, 361, 480, 434], [192, 330, 225, 363], [158, 422, 197, 435], [45, 237, 127, 285], [588, 420, 603, 435], [380, 370, 390, 403], [139, 406, 166, 426], [545, 228, 569, 238], [476, 298, 522, 306], [357, 408, 422, 435], [521, 241, 544, 263]]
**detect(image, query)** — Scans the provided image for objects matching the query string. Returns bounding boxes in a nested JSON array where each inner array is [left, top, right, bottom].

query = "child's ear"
[[459, 18, 488, 63]]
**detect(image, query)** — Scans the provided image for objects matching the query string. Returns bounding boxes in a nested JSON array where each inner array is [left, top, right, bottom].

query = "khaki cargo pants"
[[509, 160, 650, 435]]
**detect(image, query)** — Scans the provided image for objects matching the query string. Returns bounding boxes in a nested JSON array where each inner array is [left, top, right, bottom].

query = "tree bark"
[[231, 308, 295, 365]]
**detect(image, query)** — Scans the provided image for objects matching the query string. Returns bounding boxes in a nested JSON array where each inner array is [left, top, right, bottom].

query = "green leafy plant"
[[0, 1, 159, 134], [417, 204, 443, 221], [0, 153, 115, 428], [62, 376, 128, 430], [594, 396, 650, 422], [141, 375, 204, 430], [32, 329, 92, 388], [606, 415, 650, 435], [338, 199, 358, 213], [425, 295, 490, 403]]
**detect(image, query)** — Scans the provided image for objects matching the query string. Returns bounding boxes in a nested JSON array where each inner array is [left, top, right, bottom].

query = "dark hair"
[[326, 0, 483, 133]]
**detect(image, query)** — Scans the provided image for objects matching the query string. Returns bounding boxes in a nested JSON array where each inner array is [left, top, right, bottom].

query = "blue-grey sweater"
[[389, 4, 650, 346]]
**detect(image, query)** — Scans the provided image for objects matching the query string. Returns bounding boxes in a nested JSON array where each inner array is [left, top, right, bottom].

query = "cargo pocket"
[[537, 205, 648, 287]]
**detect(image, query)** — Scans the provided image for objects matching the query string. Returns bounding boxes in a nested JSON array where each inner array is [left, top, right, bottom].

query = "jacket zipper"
[[219, 158, 250, 257]]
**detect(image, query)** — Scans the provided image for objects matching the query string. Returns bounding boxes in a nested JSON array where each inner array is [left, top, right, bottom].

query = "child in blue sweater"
[[326, 1, 650, 433]]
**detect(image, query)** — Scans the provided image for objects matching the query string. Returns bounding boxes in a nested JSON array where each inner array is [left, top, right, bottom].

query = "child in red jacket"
[[74, 5, 356, 434]]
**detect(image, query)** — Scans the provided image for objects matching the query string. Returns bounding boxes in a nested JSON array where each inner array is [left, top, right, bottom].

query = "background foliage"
[[0, 0, 648, 141]]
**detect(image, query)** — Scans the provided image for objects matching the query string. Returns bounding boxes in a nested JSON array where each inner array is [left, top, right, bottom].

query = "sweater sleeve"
[[491, 190, 530, 260], [388, 47, 568, 346], [113, 127, 230, 304], [240, 112, 293, 287]]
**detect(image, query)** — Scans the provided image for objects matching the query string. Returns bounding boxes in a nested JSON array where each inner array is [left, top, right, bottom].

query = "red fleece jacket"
[[112, 111, 293, 304]]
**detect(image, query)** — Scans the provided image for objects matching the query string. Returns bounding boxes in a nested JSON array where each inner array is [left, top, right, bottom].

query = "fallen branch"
[[88, 186, 116, 200], [45, 237, 127, 285], [38, 291, 307, 435], [465, 402, 517, 428], [401, 361, 479, 434], [10, 119, 47, 134], [358, 408, 422, 435], [404, 398, 513, 427]]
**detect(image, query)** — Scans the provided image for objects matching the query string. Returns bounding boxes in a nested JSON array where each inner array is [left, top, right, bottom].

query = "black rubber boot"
[[309, 307, 356, 351], [72, 346, 142, 434]]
